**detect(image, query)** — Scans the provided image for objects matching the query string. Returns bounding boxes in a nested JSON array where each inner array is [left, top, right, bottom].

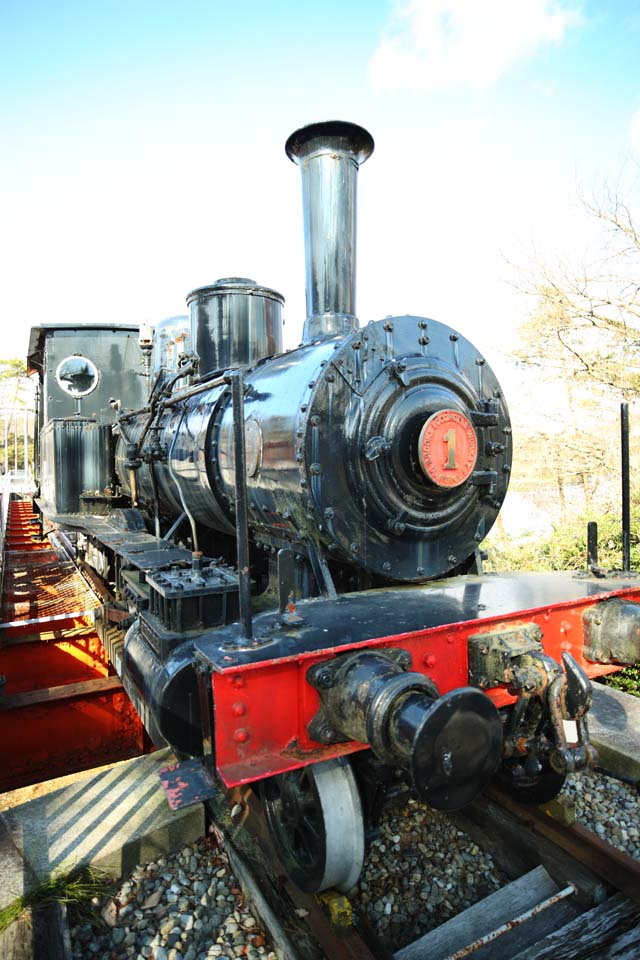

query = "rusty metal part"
[[545, 654, 597, 775], [469, 627, 587, 725], [159, 758, 218, 810], [488, 784, 640, 906], [445, 882, 577, 959], [583, 598, 640, 664], [470, 623, 596, 787], [468, 624, 544, 689], [104, 604, 133, 624], [307, 649, 502, 810]]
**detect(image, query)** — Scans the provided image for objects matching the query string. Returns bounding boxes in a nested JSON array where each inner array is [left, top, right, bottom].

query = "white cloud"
[[369, 0, 583, 92]]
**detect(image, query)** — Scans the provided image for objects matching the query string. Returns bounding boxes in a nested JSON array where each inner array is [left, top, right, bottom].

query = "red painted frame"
[[211, 583, 640, 787]]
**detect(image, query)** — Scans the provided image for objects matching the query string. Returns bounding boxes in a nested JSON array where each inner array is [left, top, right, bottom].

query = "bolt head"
[[314, 668, 334, 689]]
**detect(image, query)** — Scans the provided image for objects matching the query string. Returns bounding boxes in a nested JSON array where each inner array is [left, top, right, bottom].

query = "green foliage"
[[602, 664, 640, 696], [485, 507, 640, 574], [0, 867, 111, 933], [0, 358, 26, 380]]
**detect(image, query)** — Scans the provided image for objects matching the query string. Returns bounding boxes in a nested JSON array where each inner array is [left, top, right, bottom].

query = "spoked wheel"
[[260, 757, 365, 893], [495, 757, 566, 806]]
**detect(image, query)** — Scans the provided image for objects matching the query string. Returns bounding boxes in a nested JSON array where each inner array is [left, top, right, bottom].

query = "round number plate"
[[418, 409, 478, 487]]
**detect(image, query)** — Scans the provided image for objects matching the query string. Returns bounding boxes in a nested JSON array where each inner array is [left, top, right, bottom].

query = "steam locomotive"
[[27, 121, 640, 894]]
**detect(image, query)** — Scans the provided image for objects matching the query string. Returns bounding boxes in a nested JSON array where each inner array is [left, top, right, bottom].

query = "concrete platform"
[[0, 747, 204, 908], [590, 684, 640, 780]]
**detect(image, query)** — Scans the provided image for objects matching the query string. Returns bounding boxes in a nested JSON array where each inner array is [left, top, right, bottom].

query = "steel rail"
[[487, 784, 640, 906]]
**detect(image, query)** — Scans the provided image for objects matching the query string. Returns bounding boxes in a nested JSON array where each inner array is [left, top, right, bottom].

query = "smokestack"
[[285, 120, 374, 343]]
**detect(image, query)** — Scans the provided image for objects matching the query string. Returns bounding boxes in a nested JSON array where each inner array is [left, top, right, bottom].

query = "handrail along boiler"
[[27, 121, 640, 894]]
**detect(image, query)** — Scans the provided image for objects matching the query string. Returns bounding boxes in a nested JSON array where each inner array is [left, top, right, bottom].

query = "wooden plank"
[[206, 788, 325, 960], [0, 898, 77, 960], [0, 675, 122, 709], [606, 924, 640, 960], [0, 910, 34, 960], [394, 866, 560, 960], [32, 902, 73, 960], [512, 893, 640, 959], [225, 840, 302, 960], [0, 626, 95, 647], [469, 899, 579, 960]]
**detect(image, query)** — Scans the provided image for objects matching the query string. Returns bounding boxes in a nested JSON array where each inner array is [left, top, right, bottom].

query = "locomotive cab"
[[27, 323, 147, 518]]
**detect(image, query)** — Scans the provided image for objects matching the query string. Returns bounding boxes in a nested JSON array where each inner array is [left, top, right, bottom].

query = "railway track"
[[207, 781, 640, 960]]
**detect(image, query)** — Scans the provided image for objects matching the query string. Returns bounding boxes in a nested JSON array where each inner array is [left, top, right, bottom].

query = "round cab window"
[[56, 356, 100, 397]]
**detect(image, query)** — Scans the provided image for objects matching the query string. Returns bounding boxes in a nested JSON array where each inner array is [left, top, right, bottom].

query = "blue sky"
[[1, 0, 639, 368]]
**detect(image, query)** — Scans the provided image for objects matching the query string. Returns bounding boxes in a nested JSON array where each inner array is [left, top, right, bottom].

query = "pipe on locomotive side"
[[286, 121, 374, 343]]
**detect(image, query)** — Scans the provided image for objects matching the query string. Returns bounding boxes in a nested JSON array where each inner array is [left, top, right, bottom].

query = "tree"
[[498, 172, 640, 536], [0, 359, 35, 475], [515, 171, 640, 399], [0, 358, 27, 380]]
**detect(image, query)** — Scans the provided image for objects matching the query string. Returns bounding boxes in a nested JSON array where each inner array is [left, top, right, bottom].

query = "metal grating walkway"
[[2, 549, 101, 627], [1, 501, 100, 630]]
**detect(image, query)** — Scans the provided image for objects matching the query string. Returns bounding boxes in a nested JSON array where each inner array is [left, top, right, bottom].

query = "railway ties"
[[392, 786, 640, 960], [208, 783, 640, 960], [0, 496, 146, 792]]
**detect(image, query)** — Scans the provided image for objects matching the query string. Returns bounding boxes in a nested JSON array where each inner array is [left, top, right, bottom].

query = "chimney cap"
[[285, 120, 374, 167]]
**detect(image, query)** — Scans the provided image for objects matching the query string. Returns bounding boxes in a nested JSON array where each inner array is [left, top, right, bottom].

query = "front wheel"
[[260, 757, 365, 893]]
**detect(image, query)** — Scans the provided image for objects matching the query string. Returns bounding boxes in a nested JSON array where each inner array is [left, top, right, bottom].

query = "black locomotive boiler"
[[28, 121, 640, 893]]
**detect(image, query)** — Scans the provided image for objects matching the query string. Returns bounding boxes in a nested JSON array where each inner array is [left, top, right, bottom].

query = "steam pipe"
[[286, 120, 374, 343]]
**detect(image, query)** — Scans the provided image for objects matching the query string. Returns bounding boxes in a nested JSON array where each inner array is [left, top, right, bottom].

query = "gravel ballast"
[[560, 768, 640, 858], [350, 799, 508, 952], [352, 767, 640, 952], [69, 767, 640, 958], [70, 838, 275, 960]]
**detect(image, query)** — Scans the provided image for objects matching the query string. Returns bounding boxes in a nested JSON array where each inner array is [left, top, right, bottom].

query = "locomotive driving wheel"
[[260, 757, 365, 893]]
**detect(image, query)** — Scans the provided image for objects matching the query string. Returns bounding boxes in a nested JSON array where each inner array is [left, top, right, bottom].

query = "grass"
[[0, 867, 112, 933], [600, 664, 640, 698]]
